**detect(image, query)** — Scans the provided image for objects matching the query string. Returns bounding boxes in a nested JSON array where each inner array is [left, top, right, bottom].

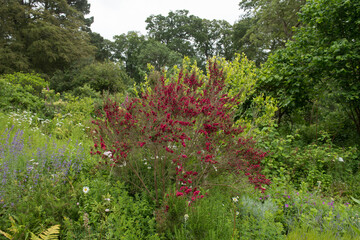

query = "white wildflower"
[[83, 186, 90, 194], [103, 151, 112, 158]]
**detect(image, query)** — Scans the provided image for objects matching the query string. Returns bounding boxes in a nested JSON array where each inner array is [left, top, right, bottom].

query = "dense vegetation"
[[0, 0, 359, 239]]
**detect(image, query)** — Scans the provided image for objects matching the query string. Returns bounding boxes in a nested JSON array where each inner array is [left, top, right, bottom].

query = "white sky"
[[86, 0, 243, 40]]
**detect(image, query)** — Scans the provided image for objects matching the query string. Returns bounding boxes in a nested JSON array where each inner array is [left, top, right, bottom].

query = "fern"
[[30, 225, 60, 240], [0, 229, 13, 240], [0, 216, 25, 239]]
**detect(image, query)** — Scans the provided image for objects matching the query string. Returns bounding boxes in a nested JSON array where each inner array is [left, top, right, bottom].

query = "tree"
[[192, 19, 234, 61], [146, 10, 197, 58], [0, 1, 30, 73], [0, 0, 95, 76], [67, 0, 93, 31], [233, 17, 267, 65], [89, 32, 114, 62], [234, 0, 306, 64], [258, 0, 360, 135], [145, 10, 234, 65], [50, 60, 133, 94], [113, 31, 146, 82], [137, 40, 182, 71], [73, 61, 133, 93]]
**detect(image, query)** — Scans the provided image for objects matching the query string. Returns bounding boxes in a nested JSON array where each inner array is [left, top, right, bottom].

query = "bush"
[[74, 61, 134, 93], [0, 72, 48, 96], [259, 129, 359, 196], [91, 59, 270, 207], [0, 78, 44, 112]]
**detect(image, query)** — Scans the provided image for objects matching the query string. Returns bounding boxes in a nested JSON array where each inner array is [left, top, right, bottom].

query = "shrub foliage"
[[91, 60, 270, 204]]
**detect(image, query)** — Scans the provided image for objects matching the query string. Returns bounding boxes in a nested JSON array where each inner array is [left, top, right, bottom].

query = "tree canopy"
[[258, 0, 360, 134], [0, 0, 94, 76]]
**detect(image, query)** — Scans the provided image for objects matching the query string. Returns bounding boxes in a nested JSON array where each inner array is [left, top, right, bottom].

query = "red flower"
[[193, 190, 200, 196], [176, 191, 184, 197]]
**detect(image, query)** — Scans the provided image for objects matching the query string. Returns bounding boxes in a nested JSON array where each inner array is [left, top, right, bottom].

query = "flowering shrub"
[[91, 60, 270, 203]]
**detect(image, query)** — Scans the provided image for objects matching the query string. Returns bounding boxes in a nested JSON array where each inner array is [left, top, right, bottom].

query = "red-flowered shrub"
[[91, 61, 270, 204]]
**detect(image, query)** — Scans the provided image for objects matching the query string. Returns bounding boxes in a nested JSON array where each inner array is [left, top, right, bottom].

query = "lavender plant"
[[0, 121, 88, 238]]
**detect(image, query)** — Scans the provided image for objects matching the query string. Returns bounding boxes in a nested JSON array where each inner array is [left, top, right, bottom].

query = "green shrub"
[[260, 130, 359, 196], [0, 72, 48, 96], [0, 79, 44, 112]]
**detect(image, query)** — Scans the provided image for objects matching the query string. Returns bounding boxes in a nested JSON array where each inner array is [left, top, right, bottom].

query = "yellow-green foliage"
[[0, 72, 48, 96], [0, 229, 12, 239], [236, 94, 278, 139], [61, 93, 94, 124], [144, 54, 278, 140], [219, 53, 257, 103], [0, 216, 27, 239], [30, 225, 60, 240], [49, 94, 94, 139], [215, 54, 278, 139]]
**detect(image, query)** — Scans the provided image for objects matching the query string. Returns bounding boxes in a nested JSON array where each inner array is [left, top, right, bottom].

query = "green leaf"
[[351, 196, 360, 205]]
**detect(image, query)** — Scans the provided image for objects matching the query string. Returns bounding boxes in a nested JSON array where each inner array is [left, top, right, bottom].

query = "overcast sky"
[[86, 0, 244, 40]]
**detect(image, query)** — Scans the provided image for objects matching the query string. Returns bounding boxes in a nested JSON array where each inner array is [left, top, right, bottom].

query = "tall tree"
[[145, 10, 233, 65], [66, 0, 93, 31], [192, 18, 234, 61], [146, 10, 197, 58], [0, 0, 94, 76], [89, 32, 114, 62], [113, 31, 146, 82], [112, 32, 183, 83], [137, 39, 182, 71], [234, 0, 305, 64], [0, 1, 29, 73]]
